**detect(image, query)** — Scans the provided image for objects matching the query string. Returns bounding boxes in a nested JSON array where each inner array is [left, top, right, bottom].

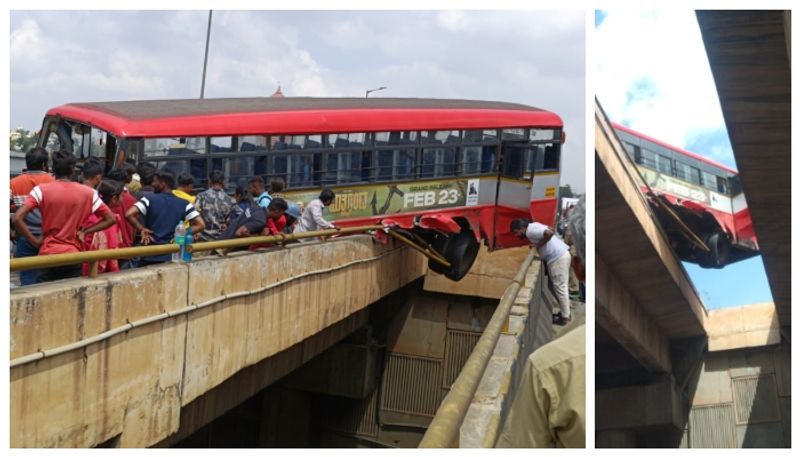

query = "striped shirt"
[[10, 171, 54, 237], [133, 192, 200, 262], [23, 180, 110, 255]]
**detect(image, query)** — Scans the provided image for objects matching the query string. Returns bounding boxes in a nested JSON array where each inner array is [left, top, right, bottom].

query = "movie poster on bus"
[[285, 180, 469, 221]]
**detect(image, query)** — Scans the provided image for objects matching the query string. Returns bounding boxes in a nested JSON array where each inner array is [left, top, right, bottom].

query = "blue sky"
[[9, 10, 586, 192], [595, 10, 773, 310]]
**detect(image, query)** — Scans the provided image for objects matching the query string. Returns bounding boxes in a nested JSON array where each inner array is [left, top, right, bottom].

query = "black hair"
[[137, 161, 156, 176], [178, 172, 194, 187], [156, 169, 176, 189], [319, 188, 335, 204], [268, 197, 288, 212], [106, 168, 128, 184], [52, 150, 77, 179], [25, 147, 49, 171], [510, 219, 529, 232], [96, 179, 123, 204], [209, 169, 225, 185], [82, 158, 105, 180], [234, 185, 249, 199], [248, 176, 265, 187], [269, 176, 285, 193], [139, 167, 156, 186], [121, 162, 136, 179]]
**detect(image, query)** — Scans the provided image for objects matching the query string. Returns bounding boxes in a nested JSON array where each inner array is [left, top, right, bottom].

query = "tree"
[[10, 128, 38, 152], [559, 184, 574, 199]]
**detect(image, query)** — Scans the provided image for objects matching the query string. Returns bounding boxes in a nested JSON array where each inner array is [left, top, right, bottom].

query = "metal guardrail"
[[418, 249, 536, 448], [10, 224, 453, 275], [10, 225, 384, 275]]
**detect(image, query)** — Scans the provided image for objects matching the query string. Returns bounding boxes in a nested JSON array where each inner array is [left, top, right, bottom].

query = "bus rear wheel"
[[427, 232, 480, 281], [699, 230, 731, 269]]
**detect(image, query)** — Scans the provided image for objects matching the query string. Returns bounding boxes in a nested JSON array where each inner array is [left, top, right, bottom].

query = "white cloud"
[[10, 10, 585, 192], [595, 10, 728, 152]]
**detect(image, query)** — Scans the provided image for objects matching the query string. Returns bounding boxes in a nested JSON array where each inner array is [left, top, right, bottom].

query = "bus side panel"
[[492, 205, 534, 250], [530, 198, 558, 228]]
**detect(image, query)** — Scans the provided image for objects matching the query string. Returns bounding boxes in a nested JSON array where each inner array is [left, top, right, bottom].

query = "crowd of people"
[[10, 148, 338, 285]]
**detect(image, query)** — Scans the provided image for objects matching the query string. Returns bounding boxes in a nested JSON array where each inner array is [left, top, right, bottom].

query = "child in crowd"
[[81, 180, 124, 276]]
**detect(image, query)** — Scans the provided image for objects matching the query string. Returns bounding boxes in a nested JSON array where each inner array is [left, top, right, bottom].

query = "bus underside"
[[646, 192, 759, 268]]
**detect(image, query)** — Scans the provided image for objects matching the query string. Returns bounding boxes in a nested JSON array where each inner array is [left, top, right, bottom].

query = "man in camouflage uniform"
[[195, 170, 236, 241]]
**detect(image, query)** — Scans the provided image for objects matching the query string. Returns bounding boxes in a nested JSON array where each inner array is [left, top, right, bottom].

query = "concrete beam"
[[595, 101, 708, 339], [596, 257, 672, 374], [595, 376, 682, 432], [706, 302, 781, 351], [697, 11, 791, 326]]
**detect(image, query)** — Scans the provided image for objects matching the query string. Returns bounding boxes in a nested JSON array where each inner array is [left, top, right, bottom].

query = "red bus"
[[612, 122, 758, 268], [37, 97, 565, 280]]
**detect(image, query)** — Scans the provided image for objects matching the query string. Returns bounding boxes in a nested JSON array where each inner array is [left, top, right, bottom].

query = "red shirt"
[[24, 180, 111, 255], [249, 215, 287, 250], [81, 213, 122, 276], [112, 189, 138, 248]]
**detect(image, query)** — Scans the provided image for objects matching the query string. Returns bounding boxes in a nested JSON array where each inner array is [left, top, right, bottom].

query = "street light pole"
[[200, 10, 213, 99], [365, 86, 388, 98]]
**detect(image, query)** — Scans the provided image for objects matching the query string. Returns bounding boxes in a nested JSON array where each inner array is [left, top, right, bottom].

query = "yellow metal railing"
[[10, 224, 452, 276], [418, 249, 536, 448], [10, 225, 383, 275]]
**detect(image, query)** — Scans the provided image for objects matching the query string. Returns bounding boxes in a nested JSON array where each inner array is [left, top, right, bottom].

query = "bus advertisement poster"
[[285, 179, 470, 220]]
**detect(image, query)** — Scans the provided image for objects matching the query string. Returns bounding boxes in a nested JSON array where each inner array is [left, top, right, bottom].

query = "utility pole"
[[200, 10, 213, 99]]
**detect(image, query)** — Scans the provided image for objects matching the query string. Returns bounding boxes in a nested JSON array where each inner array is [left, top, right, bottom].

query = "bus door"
[[494, 139, 535, 249]]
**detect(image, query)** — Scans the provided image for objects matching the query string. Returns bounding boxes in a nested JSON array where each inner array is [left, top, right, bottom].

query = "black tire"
[[699, 231, 731, 269], [427, 232, 480, 281]]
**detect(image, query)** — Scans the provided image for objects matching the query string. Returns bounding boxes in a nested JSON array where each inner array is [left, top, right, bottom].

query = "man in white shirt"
[[293, 188, 337, 241], [511, 218, 572, 325]]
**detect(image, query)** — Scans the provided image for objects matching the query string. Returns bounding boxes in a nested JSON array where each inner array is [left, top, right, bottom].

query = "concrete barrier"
[[10, 235, 425, 448]]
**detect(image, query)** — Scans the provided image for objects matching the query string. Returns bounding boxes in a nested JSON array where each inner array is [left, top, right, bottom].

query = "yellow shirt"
[[172, 189, 196, 204], [496, 323, 585, 448]]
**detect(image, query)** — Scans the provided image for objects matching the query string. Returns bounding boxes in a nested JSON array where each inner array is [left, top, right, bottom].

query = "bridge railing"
[[10, 225, 384, 275], [418, 248, 536, 448]]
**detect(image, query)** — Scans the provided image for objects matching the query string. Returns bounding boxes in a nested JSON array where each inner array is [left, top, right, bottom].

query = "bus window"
[[501, 143, 526, 179], [702, 171, 718, 192], [145, 137, 207, 157], [675, 161, 701, 185], [462, 146, 481, 175], [288, 154, 313, 188], [481, 144, 496, 173], [542, 144, 560, 170], [656, 154, 672, 175], [502, 128, 526, 140], [239, 135, 268, 151], [716, 176, 728, 194], [375, 149, 394, 181], [420, 149, 436, 178], [638, 148, 656, 169]]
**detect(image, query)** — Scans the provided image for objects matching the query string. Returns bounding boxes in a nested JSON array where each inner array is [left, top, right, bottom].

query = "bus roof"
[[611, 122, 738, 175], [46, 97, 563, 139]]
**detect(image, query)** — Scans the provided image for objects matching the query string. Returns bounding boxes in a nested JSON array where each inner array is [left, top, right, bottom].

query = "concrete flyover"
[[10, 235, 425, 448], [697, 10, 791, 327]]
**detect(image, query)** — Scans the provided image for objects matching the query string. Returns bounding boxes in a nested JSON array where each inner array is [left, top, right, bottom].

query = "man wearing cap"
[[510, 218, 572, 325]]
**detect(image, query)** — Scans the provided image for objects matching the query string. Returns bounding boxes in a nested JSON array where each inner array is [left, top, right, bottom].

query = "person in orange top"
[[10, 147, 54, 285], [13, 150, 116, 283], [81, 180, 124, 276]]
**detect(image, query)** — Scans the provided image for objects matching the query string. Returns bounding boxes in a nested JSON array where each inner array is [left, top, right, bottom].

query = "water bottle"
[[182, 227, 193, 263], [172, 222, 186, 263]]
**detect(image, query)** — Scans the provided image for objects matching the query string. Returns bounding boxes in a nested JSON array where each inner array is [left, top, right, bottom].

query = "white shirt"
[[526, 222, 568, 264], [293, 198, 335, 234]]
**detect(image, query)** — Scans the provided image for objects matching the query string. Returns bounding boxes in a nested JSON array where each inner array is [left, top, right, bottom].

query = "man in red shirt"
[[13, 150, 116, 283], [249, 198, 288, 251], [10, 147, 54, 285]]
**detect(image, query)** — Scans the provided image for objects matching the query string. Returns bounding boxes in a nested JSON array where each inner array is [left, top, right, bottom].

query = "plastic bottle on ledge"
[[182, 227, 193, 263], [173, 222, 186, 263]]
